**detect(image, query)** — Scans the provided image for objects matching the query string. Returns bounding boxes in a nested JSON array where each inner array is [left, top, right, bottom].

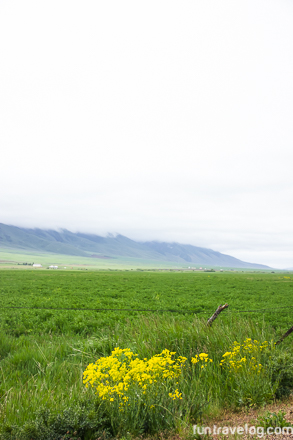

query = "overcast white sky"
[[1, 1, 293, 268]]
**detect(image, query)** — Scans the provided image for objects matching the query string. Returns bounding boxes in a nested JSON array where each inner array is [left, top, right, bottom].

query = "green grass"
[[0, 248, 185, 270], [0, 270, 292, 438], [0, 270, 292, 336]]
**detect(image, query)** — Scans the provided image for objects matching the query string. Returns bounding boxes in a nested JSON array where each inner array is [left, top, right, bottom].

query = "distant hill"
[[0, 223, 270, 269]]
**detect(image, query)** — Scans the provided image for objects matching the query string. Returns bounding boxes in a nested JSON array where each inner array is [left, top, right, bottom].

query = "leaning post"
[[207, 303, 229, 326], [275, 325, 293, 346]]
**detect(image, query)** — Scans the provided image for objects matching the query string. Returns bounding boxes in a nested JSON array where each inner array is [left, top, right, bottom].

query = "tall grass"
[[1, 314, 292, 438]]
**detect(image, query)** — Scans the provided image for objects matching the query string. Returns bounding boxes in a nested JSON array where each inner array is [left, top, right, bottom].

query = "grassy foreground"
[[1, 316, 293, 439], [0, 271, 292, 439]]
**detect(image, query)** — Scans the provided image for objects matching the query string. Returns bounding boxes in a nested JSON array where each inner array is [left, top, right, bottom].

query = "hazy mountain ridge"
[[0, 223, 270, 268]]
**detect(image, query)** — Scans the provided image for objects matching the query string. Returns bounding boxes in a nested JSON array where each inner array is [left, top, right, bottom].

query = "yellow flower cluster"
[[220, 339, 268, 373], [169, 389, 182, 400], [83, 347, 187, 402], [191, 353, 213, 369]]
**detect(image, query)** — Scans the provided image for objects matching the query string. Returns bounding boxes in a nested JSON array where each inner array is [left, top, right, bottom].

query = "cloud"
[[0, 0, 293, 268]]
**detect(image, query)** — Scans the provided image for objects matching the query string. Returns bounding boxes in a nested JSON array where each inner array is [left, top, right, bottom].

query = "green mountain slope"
[[144, 241, 262, 267], [0, 223, 270, 268]]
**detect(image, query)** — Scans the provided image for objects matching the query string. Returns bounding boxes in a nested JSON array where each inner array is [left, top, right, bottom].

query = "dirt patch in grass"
[[200, 396, 293, 439]]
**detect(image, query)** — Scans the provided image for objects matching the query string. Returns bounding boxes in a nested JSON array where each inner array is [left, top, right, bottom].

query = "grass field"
[[0, 248, 183, 270], [1, 270, 292, 336], [0, 270, 293, 439]]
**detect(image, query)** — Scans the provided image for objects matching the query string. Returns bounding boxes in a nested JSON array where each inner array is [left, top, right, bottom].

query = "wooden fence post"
[[275, 325, 293, 346], [207, 303, 229, 326]]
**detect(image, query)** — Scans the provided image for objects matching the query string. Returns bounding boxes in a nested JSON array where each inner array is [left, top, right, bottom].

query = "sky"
[[1, 1, 293, 269]]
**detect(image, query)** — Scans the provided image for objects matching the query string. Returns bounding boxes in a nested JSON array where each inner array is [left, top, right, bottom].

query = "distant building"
[[33, 264, 42, 268], [49, 265, 58, 269]]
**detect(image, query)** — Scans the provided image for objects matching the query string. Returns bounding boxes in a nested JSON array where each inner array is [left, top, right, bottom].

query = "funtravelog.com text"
[[193, 424, 293, 438]]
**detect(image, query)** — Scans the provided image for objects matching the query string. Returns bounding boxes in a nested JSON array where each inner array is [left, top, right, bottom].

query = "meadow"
[[0, 247, 182, 271], [0, 270, 293, 439]]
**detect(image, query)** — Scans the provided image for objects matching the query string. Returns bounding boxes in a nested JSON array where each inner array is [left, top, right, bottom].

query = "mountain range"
[[0, 223, 270, 269]]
